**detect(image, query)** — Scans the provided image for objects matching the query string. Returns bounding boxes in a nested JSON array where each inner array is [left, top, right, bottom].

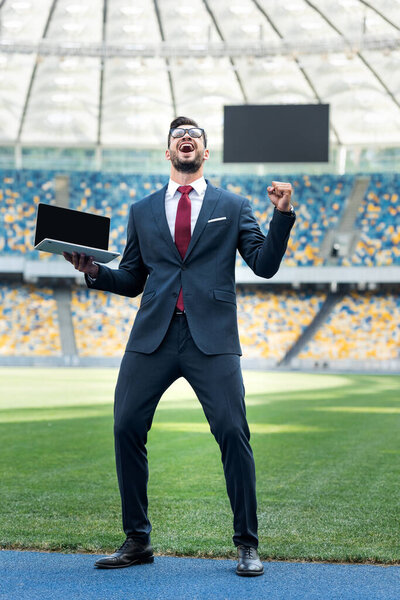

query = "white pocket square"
[[208, 217, 227, 223]]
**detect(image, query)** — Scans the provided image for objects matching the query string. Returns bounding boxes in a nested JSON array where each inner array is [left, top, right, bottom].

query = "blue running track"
[[1, 551, 399, 600]]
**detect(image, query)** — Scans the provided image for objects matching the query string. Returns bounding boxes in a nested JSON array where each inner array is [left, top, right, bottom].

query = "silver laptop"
[[34, 203, 120, 264]]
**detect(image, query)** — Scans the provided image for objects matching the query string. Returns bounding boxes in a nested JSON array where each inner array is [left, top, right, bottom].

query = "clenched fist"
[[267, 181, 293, 213]]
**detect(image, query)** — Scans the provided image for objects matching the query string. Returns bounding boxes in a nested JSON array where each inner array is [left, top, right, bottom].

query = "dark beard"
[[170, 149, 204, 173]]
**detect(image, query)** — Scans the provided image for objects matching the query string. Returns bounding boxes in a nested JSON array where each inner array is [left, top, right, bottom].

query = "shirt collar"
[[167, 176, 207, 197]]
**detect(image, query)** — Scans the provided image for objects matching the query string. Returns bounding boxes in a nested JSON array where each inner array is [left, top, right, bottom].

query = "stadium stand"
[[71, 288, 139, 357], [298, 291, 400, 361], [0, 282, 328, 362], [238, 287, 326, 361], [1, 170, 399, 370], [0, 284, 61, 356], [338, 174, 400, 267], [70, 286, 326, 360], [1, 169, 355, 266], [0, 170, 55, 257], [4, 169, 398, 268], [0, 282, 399, 369], [0, 282, 328, 363], [0, 170, 165, 259]]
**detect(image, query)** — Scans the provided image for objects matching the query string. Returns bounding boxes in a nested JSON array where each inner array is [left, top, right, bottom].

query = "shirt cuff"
[[276, 204, 295, 216]]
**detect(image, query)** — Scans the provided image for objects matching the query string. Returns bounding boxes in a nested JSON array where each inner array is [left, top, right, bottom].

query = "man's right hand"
[[63, 251, 99, 278]]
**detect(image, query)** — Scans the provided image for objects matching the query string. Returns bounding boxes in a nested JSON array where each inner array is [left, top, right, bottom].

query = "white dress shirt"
[[165, 176, 207, 240]]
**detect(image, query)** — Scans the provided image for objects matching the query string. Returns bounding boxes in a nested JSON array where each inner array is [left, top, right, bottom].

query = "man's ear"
[[203, 149, 210, 161], [165, 149, 171, 161]]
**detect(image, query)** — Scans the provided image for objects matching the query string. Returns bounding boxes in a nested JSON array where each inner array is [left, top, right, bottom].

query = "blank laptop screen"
[[35, 203, 110, 250]]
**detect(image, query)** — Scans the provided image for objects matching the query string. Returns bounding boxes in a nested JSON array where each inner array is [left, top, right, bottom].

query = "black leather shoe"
[[236, 545, 264, 577], [94, 538, 154, 569]]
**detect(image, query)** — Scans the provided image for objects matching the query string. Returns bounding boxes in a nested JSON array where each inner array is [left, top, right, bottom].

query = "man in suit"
[[63, 116, 296, 577]]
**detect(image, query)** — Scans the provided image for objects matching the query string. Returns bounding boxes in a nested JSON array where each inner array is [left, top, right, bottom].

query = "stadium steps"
[[279, 292, 344, 366], [322, 176, 370, 264], [54, 288, 78, 358]]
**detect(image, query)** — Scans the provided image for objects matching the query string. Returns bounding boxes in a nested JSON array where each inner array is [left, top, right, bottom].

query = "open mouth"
[[179, 142, 195, 153]]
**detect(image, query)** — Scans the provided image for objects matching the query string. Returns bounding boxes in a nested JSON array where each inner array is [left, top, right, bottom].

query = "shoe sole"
[[236, 568, 264, 577], [95, 555, 154, 569]]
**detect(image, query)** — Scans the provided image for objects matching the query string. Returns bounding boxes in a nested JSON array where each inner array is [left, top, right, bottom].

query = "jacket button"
[[172, 292, 177, 298], [181, 265, 186, 270]]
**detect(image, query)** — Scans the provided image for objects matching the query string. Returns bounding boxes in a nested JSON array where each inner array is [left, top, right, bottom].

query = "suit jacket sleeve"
[[237, 200, 295, 279], [85, 204, 148, 297]]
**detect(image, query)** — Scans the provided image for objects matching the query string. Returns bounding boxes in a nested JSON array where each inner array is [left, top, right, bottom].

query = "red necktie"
[[175, 185, 193, 311]]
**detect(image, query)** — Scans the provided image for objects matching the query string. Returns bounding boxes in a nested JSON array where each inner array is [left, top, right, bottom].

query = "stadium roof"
[[0, 0, 399, 150]]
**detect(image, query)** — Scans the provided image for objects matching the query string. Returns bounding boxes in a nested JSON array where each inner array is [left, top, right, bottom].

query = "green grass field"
[[1, 367, 399, 564]]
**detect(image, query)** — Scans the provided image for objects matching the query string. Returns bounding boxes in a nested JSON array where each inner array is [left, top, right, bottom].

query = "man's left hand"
[[267, 181, 293, 212]]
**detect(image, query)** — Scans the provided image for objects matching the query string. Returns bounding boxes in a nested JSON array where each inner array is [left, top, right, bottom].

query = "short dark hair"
[[168, 116, 207, 148]]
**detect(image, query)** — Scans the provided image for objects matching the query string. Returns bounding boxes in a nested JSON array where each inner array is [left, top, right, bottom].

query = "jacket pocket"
[[206, 217, 229, 226], [213, 289, 236, 305], [140, 290, 155, 307]]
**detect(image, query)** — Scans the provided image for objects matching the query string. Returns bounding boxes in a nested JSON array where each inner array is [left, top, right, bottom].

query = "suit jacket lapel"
[[150, 184, 182, 262], [184, 182, 221, 262], [150, 181, 222, 263]]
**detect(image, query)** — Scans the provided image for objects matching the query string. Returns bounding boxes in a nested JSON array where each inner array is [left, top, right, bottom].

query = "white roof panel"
[[0, 0, 399, 148]]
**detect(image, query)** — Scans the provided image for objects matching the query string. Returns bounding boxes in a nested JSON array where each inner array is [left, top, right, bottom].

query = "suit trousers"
[[113, 312, 258, 548]]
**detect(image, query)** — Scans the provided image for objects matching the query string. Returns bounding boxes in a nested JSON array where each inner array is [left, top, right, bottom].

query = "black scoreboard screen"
[[223, 104, 329, 163]]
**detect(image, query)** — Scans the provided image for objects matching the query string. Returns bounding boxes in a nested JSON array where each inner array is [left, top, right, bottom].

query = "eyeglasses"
[[170, 127, 204, 139]]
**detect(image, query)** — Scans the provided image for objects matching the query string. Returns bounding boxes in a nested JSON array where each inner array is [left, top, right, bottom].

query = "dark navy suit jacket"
[[85, 181, 295, 355]]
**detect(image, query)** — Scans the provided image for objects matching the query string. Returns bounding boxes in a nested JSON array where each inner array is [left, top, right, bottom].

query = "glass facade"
[[0, 144, 399, 174]]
